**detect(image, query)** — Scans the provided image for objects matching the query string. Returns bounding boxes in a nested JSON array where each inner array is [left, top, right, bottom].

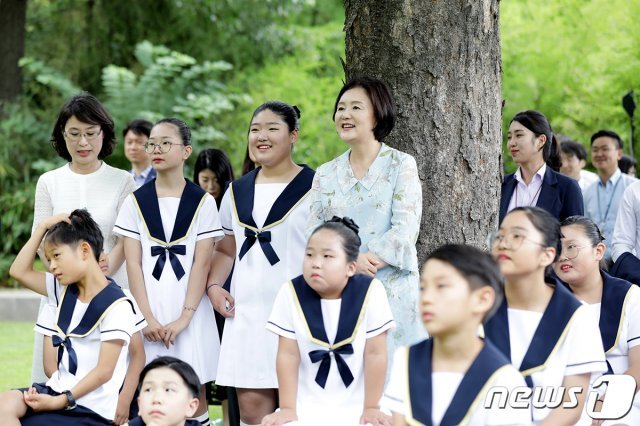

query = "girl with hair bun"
[[499, 110, 584, 223], [207, 102, 315, 425], [485, 207, 606, 424], [553, 216, 640, 424], [262, 217, 394, 426]]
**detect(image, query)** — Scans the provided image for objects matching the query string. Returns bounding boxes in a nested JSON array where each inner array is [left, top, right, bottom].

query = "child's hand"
[[113, 393, 131, 425], [143, 317, 165, 343], [208, 285, 235, 318], [163, 316, 190, 348], [357, 253, 379, 277], [39, 213, 72, 231], [360, 407, 392, 426], [23, 388, 67, 411], [261, 408, 298, 426]]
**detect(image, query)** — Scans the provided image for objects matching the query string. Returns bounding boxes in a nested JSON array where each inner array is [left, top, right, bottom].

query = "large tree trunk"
[[344, 0, 503, 262], [0, 0, 27, 102]]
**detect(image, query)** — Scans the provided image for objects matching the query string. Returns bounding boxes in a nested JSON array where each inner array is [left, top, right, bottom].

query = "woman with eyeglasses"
[[485, 207, 606, 425], [115, 118, 225, 426], [553, 215, 640, 424], [499, 110, 584, 224], [30, 93, 136, 384]]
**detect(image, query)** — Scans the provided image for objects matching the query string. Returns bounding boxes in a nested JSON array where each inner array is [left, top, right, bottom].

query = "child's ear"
[[78, 241, 92, 260], [183, 145, 193, 160], [186, 397, 199, 418], [472, 286, 496, 317], [346, 261, 357, 277]]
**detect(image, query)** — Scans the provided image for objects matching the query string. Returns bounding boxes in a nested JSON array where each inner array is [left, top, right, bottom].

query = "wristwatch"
[[62, 390, 77, 410]]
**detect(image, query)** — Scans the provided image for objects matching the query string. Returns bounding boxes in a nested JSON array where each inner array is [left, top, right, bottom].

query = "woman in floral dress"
[[307, 77, 424, 358]]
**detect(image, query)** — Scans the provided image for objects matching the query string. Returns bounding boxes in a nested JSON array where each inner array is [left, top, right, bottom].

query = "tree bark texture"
[[0, 0, 27, 102], [344, 0, 503, 262]]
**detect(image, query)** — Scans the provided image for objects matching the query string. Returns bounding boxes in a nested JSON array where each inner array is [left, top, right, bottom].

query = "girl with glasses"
[[30, 93, 137, 384], [485, 207, 606, 425], [553, 216, 640, 424], [114, 118, 225, 426]]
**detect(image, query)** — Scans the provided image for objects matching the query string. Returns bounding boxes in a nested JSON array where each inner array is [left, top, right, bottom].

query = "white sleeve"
[[625, 286, 640, 349], [612, 182, 640, 261], [122, 289, 147, 333], [219, 189, 234, 236], [196, 194, 224, 242], [365, 278, 395, 338], [482, 366, 531, 426], [113, 195, 141, 241], [564, 305, 608, 377], [265, 283, 296, 340], [99, 300, 136, 344], [32, 175, 53, 232], [34, 302, 57, 336], [381, 347, 407, 415]]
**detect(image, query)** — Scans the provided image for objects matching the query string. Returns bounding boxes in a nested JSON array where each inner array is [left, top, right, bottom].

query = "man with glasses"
[[123, 119, 155, 188], [583, 130, 636, 263]]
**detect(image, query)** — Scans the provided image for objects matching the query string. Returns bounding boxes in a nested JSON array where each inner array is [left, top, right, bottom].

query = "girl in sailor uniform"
[[207, 102, 314, 426], [4, 210, 138, 425], [114, 118, 225, 426], [553, 216, 640, 425], [485, 207, 607, 424], [262, 217, 395, 426], [36, 252, 148, 424], [383, 244, 530, 426]]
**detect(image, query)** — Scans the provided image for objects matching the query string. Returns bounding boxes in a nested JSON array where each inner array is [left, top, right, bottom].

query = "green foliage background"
[[1, 0, 639, 285]]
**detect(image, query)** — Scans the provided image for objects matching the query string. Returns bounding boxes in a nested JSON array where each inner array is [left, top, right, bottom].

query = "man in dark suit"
[[123, 119, 156, 188]]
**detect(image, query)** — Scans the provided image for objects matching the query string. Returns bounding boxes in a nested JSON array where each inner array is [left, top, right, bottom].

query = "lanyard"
[[515, 182, 543, 208], [596, 176, 622, 225]]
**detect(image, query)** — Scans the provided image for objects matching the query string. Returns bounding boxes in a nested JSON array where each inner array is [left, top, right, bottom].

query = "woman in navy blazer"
[[499, 110, 583, 223]]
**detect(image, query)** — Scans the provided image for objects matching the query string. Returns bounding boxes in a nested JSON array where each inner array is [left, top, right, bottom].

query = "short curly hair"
[[50, 92, 116, 162]]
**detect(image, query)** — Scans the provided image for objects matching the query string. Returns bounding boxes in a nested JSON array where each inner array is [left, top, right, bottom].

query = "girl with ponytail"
[[499, 110, 584, 223]]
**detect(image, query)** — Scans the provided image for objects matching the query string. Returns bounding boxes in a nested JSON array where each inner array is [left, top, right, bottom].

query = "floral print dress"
[[307, 143, 425, 356]]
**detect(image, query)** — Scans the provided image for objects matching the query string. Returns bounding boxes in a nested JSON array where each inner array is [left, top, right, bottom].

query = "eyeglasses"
[[560, 243, 591, 260], [144, 141, 185, 154], [64, 128, 102, 142], [488, 231, 547, 251]]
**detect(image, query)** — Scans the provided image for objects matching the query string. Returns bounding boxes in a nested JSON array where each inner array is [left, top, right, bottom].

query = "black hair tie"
[[328, 216, 359, 235], [292, 105, 301, 118]]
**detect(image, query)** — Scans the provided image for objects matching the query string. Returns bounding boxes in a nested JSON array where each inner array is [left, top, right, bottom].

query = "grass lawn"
[[0, 322, 222, 420]]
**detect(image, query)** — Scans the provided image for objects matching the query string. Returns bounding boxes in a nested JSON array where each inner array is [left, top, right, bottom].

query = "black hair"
[[138, 356, 200, 399], [619, 154, 637, 175], [249, 101, 301, 134], [426, 244, 504, 321], [508, 207, 562, 279], [560, 140, 588, 162], [510, 110, 561, 171], [309, 216, 361, 262], [154, 118, 192, 146], [44, 209, 103, 262], [560, 216, 605, 246], [193, 148, 235, 206], [333, 76, 397, 141], [242, 145, 257, 176], [122, 119, 153, 139], [590, 129, 623, 149], [51, 92, 116, 162]]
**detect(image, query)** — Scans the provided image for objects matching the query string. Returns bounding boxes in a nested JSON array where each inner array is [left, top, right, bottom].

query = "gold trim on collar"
[[606, 288, 633, 354]]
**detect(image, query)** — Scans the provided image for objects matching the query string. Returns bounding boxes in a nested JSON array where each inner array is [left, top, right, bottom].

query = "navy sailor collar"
[[230, 165, 314, 265], [406, 338, 511, 426], [597, 270, 633, 353], [484, 278, 582, 386], [132, 179, 208, 280]]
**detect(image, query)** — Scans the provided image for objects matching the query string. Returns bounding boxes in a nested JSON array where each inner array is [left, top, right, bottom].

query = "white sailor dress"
[[114, 179, 224, 383], [382, 338, 531, 426], [484, 279, 607, 423], [215, 166, 314, 388], [267, 275, 395, 425]]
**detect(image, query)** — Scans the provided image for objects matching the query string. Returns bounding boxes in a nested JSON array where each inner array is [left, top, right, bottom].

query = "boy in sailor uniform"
[[114, 118, 224, 426], [383, 244, 530, 426], [35, 251, 148, 424], [553, 216, 640, 425], [486, 207, 607, 424], [4, 210, 138, 425], [262, 217, 395, 426]]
